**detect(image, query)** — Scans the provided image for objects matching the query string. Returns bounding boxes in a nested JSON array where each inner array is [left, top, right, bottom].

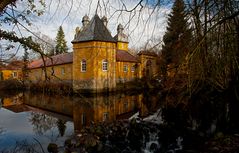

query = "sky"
[[1, 0, 172, 57]]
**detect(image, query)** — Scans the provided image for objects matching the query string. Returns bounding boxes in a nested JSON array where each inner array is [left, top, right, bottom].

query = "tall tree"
[[22, 47, 29, 82], [187, 0, 239, 94], [161, 0, 192, 75], [55, 26, 68, 55]]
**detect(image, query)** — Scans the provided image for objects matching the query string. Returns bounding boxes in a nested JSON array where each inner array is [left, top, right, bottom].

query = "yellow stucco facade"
[[116, 62, 138, 82], [25, 14, 159, 93], [138, 53, 158, 79], [72, 41, 116, 92], [116, 42, 128, 51], [0, 69, 22, 81], [28, 63, 72, 83]]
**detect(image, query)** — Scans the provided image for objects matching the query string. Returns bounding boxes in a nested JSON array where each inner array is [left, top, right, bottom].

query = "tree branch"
[[0, 0, 17, 13]]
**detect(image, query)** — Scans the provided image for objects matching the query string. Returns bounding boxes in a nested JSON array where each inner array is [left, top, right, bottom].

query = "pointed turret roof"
[[72, 14, 116, 43]]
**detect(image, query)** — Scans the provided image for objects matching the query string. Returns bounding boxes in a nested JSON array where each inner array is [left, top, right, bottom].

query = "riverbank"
[[0, 78, 162, 96], [49, 77, 239, 153]]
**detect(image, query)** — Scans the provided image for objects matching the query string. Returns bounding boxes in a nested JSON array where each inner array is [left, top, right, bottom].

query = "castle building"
[[28, 14, 158, 93], [0, 61, 23, 81]]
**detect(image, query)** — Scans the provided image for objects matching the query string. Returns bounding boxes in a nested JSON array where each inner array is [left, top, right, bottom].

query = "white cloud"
[[2, 0, 171, 54]]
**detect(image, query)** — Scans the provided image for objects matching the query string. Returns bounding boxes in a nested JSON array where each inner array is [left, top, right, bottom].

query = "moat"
[[0, 91, 160, 152], [0, 90, 239, 152]]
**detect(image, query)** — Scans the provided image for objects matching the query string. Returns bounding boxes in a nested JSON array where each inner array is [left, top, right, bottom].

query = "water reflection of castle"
[[2, 92, 159, 132]]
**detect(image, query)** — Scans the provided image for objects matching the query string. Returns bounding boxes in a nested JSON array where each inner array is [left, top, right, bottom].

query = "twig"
[[33, 138, 46, 153]]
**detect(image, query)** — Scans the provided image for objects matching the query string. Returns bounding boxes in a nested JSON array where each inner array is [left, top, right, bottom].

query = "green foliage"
[[0, 0, 46, 64], [55, 26, 68, 55], [161, 0, 239, 104], [161, 0, 192, 67], [0, 29, 41, 53]]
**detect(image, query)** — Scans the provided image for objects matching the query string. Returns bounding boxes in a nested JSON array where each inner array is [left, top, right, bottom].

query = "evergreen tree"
[[161, 0, 192, 73], [55, 26, 68, 55], [22, 47, 29, 82]]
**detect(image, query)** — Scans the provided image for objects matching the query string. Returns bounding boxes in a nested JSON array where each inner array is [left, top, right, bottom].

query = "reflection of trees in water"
[[161, 96, 239, 136], [142, 91, 161, 113], [0, 98, 2, 108], [160, 98, 239, 152], [0, 127, 4, 135], [29, 112, 57, 135], [1, 139, 44, 153], [57, 119, 66, 137]]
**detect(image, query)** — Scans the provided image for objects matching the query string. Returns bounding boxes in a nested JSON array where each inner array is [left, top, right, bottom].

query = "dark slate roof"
[[72, 14, 116, 43], [116, 50, 139, 63], [28, 52, 73, 69]]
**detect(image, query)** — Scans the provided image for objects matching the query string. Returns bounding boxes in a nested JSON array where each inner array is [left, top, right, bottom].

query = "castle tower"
[[101, 16, 108, 27], [72, 14, 116, 93], [82, 15, 90, 28], [114, 24, 129, 51]]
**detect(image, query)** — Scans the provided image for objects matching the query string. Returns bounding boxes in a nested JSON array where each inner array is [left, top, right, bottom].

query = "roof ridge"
[[28, 52, 73, 69], [72, 14, 116, 43]]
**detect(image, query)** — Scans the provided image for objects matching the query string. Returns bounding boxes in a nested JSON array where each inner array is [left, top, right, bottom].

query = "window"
[[131, 66, 135, 72], [13, 72, 17, 78], [103, 112, 109, 121], [61, 68, 65, 75], [123, 65, 128, 72], [102, 59, 108, 71], [81, 59, 86, 72], [81, 113, 86, 125], [124, 102, 128, 111]]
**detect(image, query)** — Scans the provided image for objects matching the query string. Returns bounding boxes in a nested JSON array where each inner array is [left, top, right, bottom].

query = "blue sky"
[[1, 0, 172, 58]]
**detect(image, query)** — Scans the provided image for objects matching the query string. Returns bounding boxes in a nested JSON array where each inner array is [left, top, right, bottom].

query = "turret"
[[101, 16, 108, 27], [117, 24, 124, 34], [82, 15, 89, 28], [114, 24, 128, 51]]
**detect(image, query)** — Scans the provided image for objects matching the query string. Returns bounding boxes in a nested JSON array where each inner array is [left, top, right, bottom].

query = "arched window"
[[102, 59, 108, 71], [81, 59, 86, 72]]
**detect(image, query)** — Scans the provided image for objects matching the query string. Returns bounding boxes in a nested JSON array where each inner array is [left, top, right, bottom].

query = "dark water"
[[0, 91, 160, 152], [0, 90, 239, 152]]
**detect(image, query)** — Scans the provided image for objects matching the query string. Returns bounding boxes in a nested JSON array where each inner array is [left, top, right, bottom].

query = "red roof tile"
[[28, 52, 73, 69], [137, 51, 158, 56], [116, 50, 139, 63], [0, 60, 24, 70], [0, 64, 6, 70]]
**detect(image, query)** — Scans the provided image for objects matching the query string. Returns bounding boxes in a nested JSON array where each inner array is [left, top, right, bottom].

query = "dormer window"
[[81, 59, 86, 72]]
